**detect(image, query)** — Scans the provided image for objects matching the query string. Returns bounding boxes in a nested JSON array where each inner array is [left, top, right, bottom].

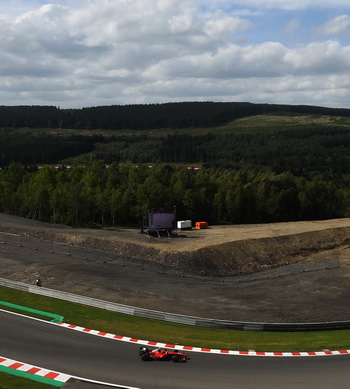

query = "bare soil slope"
[[1, 214, 350, 276]]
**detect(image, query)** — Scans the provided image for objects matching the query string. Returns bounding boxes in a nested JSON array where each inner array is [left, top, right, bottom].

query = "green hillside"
[[2, 111, 350, 169]]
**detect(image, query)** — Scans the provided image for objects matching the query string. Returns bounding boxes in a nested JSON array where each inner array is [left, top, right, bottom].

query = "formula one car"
[[139, 347, 190, 362]]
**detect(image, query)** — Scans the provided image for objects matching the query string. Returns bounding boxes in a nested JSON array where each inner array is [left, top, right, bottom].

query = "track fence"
[[0, 231, 347, 282], [1, 277, 350, 332]]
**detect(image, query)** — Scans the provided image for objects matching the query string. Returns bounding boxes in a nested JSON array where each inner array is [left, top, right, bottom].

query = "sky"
[[1, 0, 350, 109]]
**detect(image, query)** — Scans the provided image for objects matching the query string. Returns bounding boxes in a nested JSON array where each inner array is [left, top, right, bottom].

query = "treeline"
[[1, 102, 350, 130], [0, 132, 96, 165], [2, 126, 350, 176], [0, 162, 348, 227]]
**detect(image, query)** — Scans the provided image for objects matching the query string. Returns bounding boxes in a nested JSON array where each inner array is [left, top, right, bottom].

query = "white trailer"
[[177, 220, 192, 230]]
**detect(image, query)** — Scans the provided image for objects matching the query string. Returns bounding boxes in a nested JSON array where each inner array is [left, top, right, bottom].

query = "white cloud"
[[1, 0, 350, 108], [316, 14, 350, 36], [284, 41, 350, 75], [204, 12, 253, 36]]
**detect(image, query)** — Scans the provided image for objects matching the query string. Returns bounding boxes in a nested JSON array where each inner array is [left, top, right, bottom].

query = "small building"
[[142, 208, 177, 237]]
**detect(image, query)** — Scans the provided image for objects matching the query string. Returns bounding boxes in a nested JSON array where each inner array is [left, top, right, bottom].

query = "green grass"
[[2, 287, 350, 353], [0, 371, 56, 389]]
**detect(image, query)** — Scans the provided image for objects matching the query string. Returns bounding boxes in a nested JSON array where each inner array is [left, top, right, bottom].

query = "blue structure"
[[142, 208, 177, 237]]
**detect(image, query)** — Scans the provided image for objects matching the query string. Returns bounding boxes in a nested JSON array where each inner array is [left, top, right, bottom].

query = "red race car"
[[139, 347, 190, 362]]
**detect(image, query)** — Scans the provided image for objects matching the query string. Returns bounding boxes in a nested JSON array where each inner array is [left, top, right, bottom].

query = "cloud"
[[1, 0, 350, 108], [144, 40, 350, 80], [316, 14, 350, 36], [284, 41, 350, 75]]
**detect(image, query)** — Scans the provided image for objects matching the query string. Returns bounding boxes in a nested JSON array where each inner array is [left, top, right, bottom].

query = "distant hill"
[[2, 105, 350, 171], [1, 101, 350, 130]]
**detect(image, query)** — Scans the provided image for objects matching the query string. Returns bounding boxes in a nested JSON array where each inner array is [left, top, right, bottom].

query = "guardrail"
[[1, 277, 350, 332]]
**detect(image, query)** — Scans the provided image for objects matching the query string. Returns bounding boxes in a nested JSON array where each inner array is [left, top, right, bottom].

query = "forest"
[[1, 102, 350, 227], [0, 161, 346, 227], [1, 101, 350, 130]]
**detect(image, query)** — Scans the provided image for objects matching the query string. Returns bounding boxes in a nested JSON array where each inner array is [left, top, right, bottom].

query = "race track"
[[1, 310, 350, 389]]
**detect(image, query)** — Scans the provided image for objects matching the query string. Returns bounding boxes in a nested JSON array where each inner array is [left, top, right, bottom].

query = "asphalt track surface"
[[1, 311, 350, 389]]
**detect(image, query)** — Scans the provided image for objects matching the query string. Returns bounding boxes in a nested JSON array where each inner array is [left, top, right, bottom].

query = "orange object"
[[195, 221, 208, 229]]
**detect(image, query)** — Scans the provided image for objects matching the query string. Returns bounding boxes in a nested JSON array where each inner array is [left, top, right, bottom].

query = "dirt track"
[[1, 213, 350, 323]]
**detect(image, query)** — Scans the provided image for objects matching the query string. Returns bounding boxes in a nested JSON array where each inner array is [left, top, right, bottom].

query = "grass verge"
[[2, 287, 350, 353], [0, 371, 58, 389]]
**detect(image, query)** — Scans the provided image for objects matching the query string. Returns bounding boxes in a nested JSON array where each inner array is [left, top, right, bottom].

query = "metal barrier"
[[1, 277, 350, 332]]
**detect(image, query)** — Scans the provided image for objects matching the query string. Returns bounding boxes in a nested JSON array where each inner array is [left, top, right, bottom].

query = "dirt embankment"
[[178, 228, 350, 276], [1, 214, 350, 276]]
